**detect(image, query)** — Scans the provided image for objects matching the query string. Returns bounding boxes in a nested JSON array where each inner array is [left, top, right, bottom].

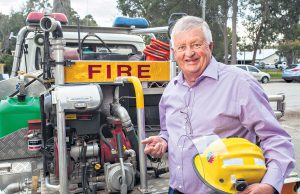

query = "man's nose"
[[185, 47, 195, 56]]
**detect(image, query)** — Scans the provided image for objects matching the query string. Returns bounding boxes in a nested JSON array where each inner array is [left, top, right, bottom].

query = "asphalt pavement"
[[262, 81, 300, 179]]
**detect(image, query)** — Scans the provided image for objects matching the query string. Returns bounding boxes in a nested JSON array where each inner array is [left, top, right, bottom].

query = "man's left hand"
[[237, 183, 275, 194]]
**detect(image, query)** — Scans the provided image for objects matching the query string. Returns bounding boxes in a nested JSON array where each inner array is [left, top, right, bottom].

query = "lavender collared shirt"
[[159, 57, 295, 194]]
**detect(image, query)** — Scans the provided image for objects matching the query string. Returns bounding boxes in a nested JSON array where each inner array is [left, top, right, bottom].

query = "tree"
[[0, 53, 13, 74], [23, 0, 52, 16], [53, 0, 71, 19], [243, 0, 300, 65], [116, 0, 230, 61], [244, 0, 273, 65], [277, 24, 300, 65], [67, 8, 80, 25], [231, 0, 238, 64], [0, 14, 10, 49], [216, 1, 231, 64], [80, 15, 97, 27], [0, 11, 26, 52], [277, 40, 300, 65]]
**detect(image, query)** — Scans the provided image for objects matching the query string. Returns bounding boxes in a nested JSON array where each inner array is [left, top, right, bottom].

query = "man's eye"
[[177, 46, 186, 51], [193, 43, 202, 49]]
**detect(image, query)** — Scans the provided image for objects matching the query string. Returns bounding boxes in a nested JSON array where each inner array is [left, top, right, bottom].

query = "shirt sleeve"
[[158, 93, 169, 142], [237, 78, 295, 193]]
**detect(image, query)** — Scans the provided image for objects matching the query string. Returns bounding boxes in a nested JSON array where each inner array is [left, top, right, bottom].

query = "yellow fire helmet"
[[193, 137, 267, 194]]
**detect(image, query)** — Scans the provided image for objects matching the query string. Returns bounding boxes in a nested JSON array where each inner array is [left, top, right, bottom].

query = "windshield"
[[66, 43, 138, 55]]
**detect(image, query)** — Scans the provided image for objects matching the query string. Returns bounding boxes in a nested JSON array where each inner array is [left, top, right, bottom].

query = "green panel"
[[0, 96, 41, 138]]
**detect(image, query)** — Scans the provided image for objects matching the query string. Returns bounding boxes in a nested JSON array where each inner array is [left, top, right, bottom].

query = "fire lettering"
[[88, 65, 102, 79], [138, 65, 150, 78], [107, 64, 111, 79], [117, 65, 132, 76]]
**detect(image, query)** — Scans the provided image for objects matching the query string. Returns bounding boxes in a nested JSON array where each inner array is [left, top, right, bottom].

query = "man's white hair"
[[171, 16, 213, 44]]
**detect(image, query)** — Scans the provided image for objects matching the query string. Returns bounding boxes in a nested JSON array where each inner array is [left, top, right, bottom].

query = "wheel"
[[261, 76, 269, 84], [284, 79, 292, 83]]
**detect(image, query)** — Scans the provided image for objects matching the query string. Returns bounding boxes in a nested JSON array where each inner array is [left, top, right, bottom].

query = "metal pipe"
[[52, 39, 65, 85], [268, 94, 285, 101], [117, 133, 127, 194], [88, 176, 105, 182], [267, 94, 285, 119], [114, 76, 148, 193], [1, 182, 24, 194], [45, 176, 60, 191], [202, 0, 206, 20], [11, 26, 35, 77], [70, 142, 99, 162], [125, 149, 137, 171], [119, 158, 127, 194], [136, 108, 147, 192], [40, 17, 63, 38], [111, 103, 132, 128], [76, 15, 82, 60], [56, 100, 68, 193], [114, 86, 120, 103], [274, 111, 283, 119]]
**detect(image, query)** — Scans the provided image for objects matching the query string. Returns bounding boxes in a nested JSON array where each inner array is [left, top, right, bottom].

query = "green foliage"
[[0, 54, 13, 75], [276, 24, 300, 65], [67, 8, 80, 25], [0, 13, 10, 47], [116, 0, 231, 61], [242, 0, 300, 64], [262, 69, 282, 79], [0, 12, 26, 52], [23, 0, 52, 16], [0, 0, 52, 51], [277, 39, 300, 65], [80, 15, 98, 27]]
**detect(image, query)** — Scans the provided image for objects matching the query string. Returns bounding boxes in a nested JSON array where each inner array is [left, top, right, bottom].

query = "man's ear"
[[209, 42, 214, 52]]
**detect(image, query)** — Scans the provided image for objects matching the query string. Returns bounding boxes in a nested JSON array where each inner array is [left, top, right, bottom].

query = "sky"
[[0, 0, 249, 42], [0, 0, 120, 27]]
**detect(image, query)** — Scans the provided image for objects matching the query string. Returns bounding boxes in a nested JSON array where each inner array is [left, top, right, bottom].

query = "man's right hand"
[[141, 136, 168, 158]]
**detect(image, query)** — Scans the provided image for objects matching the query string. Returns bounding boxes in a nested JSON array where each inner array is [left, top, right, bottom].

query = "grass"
[[261, 69, 282, 79]]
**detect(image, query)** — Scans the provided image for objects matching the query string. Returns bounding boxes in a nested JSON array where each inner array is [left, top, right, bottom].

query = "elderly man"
[[142, 16, 295, 194]]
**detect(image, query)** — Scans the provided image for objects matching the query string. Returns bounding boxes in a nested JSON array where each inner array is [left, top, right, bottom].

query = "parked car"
[[264, 63, 276, 69], [254, 62, 264, 69], [234, 65, 271, 83], [282, 64, 300, 82], [0, 74, 9, 81], [275, 62, 287, 70]]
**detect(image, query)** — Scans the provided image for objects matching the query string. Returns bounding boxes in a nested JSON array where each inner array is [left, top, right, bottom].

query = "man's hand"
[[141, 136, 168, 158], [237, 183, 275, 194]]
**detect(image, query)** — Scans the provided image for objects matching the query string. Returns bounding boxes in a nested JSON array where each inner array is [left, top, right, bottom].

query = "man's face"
[[173, 28, 213, 78]]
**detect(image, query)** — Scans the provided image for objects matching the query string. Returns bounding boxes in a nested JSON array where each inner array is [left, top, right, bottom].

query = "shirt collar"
[[174, 57, 219, 85]]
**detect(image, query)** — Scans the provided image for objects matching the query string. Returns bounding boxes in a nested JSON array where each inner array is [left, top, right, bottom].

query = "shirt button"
[[179, 185, 182, 189], [177, 165, 181, 169]]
